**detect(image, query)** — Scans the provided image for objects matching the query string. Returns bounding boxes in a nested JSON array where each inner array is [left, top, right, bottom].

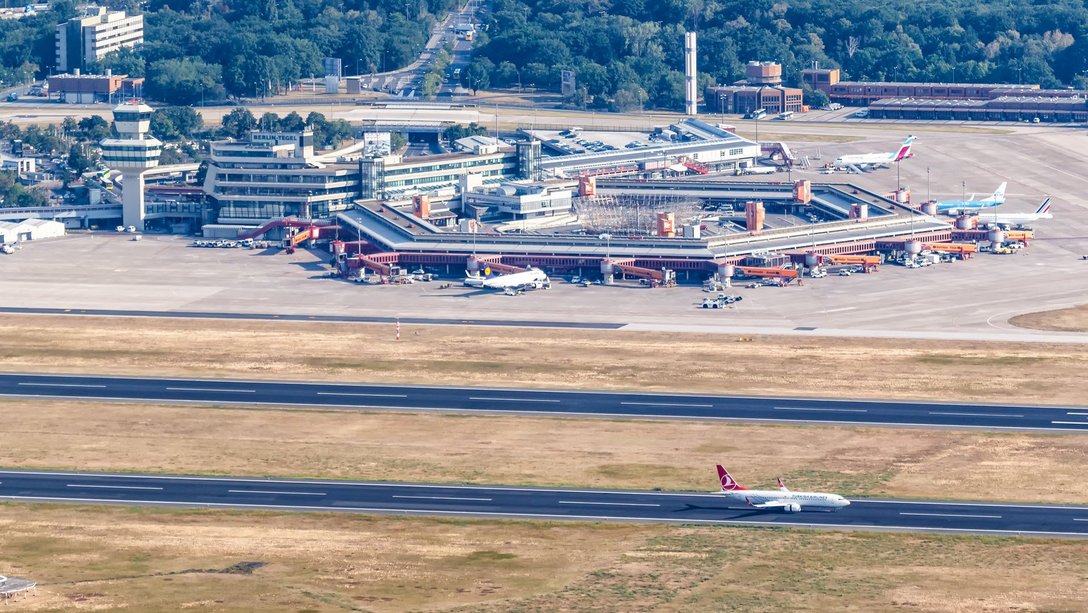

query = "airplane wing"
[[745, 497, 799, 510]]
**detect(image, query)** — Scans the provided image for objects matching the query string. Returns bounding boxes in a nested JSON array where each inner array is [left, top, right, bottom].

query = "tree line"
[[0, 0, 458, 105], [463, 0, 1088, 111]]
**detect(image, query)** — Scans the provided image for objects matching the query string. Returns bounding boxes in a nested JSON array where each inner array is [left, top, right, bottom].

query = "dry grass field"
[[2, 399, 1088, 504], [1, 504, 1085, 613], [2, 314, 1086, 611], [1010, 304, 1088, 333], [2, 315, 1086, 404]]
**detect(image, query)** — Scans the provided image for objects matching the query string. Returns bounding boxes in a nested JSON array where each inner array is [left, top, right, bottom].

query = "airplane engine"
[[784, 503, 801, 513]]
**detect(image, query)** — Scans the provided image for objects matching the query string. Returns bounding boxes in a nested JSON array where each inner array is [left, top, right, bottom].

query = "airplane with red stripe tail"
[[716, 465, 850, 513], [832, 135, 915, 170]]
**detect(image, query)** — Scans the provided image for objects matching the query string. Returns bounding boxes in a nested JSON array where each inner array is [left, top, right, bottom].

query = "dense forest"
[[2, 0, 1087, 111], [468, 0, 1088, 110], [0, 0, 458, 103]]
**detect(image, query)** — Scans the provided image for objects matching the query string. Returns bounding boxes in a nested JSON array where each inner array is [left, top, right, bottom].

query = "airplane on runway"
[[936, 182, 1007, 215], [832, 135, 914, 171], [716, 465, 850, 512], [967, 198, 1052, 226], [464, 266, 551, 291]]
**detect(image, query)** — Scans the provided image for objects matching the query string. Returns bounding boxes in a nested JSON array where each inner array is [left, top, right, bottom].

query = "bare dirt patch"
[[1, 315, 1085, 405], [3, 400, 1087, 503], [1, 505, 1085, 612], [1010, 304, 1088, 332]]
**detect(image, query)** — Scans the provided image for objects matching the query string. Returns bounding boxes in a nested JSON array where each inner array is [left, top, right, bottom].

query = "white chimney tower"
[[684, 31, 698, 116]]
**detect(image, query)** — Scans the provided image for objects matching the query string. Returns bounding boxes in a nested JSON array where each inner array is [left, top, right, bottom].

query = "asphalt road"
[[1, 470, 1085, 537], [2, 373, 1086, 432]]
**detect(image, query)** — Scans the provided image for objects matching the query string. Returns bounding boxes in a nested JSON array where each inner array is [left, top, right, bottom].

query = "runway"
[[1, 470, 1085, 537], [0, 306, 625, 330], [2, 373, 1086, 431]]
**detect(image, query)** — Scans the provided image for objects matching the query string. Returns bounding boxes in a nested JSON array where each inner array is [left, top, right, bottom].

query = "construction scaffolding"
[[574, 193, 703, 235]]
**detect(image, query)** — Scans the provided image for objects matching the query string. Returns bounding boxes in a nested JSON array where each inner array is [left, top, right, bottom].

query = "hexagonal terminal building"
[[100, 102, 161, 231]]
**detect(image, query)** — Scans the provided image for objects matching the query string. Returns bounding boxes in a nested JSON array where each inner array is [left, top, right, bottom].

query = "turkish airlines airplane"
[[716, 465, 850, 513], [833, 135, 915, 169]]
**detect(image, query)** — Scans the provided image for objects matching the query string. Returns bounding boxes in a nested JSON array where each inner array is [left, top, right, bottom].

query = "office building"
[[56, 8, 143, 73], [203, 131, 364, 224], [707, 85, 803, 115]]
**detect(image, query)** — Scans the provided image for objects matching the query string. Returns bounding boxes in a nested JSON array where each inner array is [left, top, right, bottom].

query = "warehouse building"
[[868, 96, 1088, 122], [0, 219, 66, 243]]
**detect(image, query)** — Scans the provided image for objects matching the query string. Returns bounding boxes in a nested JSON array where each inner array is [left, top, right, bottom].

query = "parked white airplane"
[[833, 135, 914, 169], [464, 266, 550, 290], [716, 465, 850, 513], [936, 182, 1007, 214], [970, 198, 1052, 226]]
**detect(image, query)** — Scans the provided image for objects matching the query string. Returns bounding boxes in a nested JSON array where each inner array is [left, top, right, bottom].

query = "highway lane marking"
[[227, 490, 327, 496], [773, 406, 868, 413], [392, 495, 493, 502], [558, 500, 661, 507], [316, 392, 408, 398], [67, 484, 163, 491], [2, 495, 1085, 538], [620, 401, 714, 408], [900, 512, 1002, 519], [17, 382, 107, 388], [165, 387, 256, 393], [928, 411, 1024, 418], [468, 397, 561, 403]]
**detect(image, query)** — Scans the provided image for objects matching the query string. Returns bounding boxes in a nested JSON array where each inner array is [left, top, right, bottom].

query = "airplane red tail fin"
[[716, 464, 746, 491]]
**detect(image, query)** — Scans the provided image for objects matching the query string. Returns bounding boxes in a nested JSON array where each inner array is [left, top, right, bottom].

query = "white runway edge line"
[[316, 392, 408, 398], [900, 512, 1003, 519], [392, 495, 493, 502], [558, 500, 662, 507], [67, 484, 163, 491], [164, 387, 256, 393], [928, 411, 1025, 418], [17, 382, 107, 388], [226, 490, 327, 496], [620, 401, 714, 408], [772, 406, 868, 413], [467, 397, 561, 403]]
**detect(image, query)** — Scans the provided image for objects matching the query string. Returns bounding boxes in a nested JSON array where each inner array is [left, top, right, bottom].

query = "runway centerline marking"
[[468, 397, 560, 403], [1065, 412, 1088, 416], [1050, 421, 1088, 427], [316, 392, 408, 398], [165, 387, 256, 393], [773, 406, 868, 413], [928, 411, 1024, 418], [227, 490, 327, 496], [17, 382, 107, 388], [392, 495, 493, 502], [558, 500, 661, 507], [1073, 518, 1088, 522], [67, 484, 163, 491], [620, 401, 714, 408], [900, 512, 1002, 519]]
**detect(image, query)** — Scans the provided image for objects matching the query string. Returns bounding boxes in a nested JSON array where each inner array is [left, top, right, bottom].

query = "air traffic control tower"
[[100, 102, 161, 230]]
